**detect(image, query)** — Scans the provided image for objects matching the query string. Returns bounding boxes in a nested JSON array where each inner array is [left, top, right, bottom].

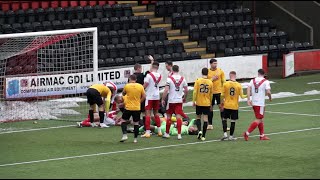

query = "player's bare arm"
[[266, 89, 272, 102], [162, 85, 170, 106], [183, 86, 188, 103], [247, 85, 252, 106]]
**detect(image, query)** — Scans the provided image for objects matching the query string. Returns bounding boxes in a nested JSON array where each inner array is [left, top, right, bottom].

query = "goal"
[[0, 27, 98, 123]]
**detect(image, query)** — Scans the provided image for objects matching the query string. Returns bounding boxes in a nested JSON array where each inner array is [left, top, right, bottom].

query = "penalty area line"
[[0, 127, 319, 167]]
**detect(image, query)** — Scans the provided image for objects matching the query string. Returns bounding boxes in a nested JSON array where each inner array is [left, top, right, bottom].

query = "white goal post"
[[0, 27, 98, 122]]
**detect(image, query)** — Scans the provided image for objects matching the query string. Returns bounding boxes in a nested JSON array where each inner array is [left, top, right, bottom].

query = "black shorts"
[[86, 88, 103, 106], [119, 108, 125, 113], [223, 109, 239, 120], [212, 93, 221, 105], [196, 106, 210, 115], [122, 109, 141, 122]]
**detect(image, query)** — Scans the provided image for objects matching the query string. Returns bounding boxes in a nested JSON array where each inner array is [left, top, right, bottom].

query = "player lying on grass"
[[139, 117, 198, 136], [220, 71, 247, 141]]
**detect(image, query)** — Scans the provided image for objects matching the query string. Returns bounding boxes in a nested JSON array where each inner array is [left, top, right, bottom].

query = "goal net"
[[0, 28, 98, 123]]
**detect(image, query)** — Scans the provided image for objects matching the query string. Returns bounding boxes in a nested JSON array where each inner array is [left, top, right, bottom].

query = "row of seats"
[[98, 28, 167, 45], [0, 1, 116, 11], [172, 8, 253, 29], [0, 4, 133, 25], [224, 42, 313, 59], [188, 20, 272, 41], [155, 1, 238, 17], [100, 52, 202, 68], [206, 32, 288, 53], [99, 40, 185, 59], [1, 16, 150, 34]]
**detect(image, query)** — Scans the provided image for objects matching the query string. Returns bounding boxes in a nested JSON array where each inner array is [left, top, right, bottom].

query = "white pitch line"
[[185, 98, 320, 115], [0, 127, 319, 168], [241, 110, 320, 117], [0, 125, 75, 135]]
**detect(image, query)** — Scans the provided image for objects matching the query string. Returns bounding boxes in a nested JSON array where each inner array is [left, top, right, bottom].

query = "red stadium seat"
[[70, 1, 78, 7], [1, 1, 10, 12], [98, 1, 107, 6], [41, 1, 50, 9], [142, 1, 149, 5], [80, 1, 88, 7], [89, 1, 97, 6], [60, 1, 69, 8], [108, 1, 116, 5], [21, 1, 30, 10], [11, 1, 20, 11], [151, 1, 157, 3], [50, 1, 59, 8], [31, 1, 40, 9]]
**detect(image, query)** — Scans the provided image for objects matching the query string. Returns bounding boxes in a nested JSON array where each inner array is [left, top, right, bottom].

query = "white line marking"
[[0, 125, 75, 135], [241, 110, 320, 117], [0, 127, 319, 167], [307, 82, 320, 84], [185, 99, 320, 115]]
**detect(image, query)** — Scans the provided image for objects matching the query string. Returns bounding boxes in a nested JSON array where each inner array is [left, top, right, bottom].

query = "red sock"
[[181, 112, 188, 119], [247, 121, 259, 133], [154, 115, 161, 128], [166, 119, 171, 134], [258, 122, 264, 136], [145, 116, 151, 131], [82, 118, 91, 127], [177, 118, 182, 134]]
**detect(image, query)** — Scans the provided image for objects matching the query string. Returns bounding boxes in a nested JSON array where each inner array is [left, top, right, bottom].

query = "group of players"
[[82, 55, 272, 143]]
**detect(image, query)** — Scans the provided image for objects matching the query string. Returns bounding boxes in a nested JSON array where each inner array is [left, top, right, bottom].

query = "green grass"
[[0, 74, 320, 178]]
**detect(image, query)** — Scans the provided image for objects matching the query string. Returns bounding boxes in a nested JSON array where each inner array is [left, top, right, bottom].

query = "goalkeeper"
[[139, 117, 199, 136], [86, 83, 112, 128]]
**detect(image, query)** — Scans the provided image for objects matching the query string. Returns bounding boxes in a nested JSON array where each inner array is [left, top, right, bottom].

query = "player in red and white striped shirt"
[[141, 61, 163, 138], [243, 69, 272, 141]]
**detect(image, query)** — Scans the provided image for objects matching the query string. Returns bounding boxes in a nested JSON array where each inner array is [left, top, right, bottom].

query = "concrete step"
[[166, 29, 180, 37], [134, 11, 154, 18], [185, 48, 207, 55], [183, 41, 198, 49], [132, 5, 147, 13], [167, 35, 189, 42], [201, 53, 215, 59], [150, 23, 171, 30], [117, 1, 138, 6], [149, 17, 164, 25]]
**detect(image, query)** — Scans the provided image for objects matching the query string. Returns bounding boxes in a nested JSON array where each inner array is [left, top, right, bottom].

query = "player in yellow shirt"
[[220, 71, 247, 141], [86, 83, 112, 128], [207, 58, 226, 130], [120, 74, 146, 143], [193, 68, 213, 141]]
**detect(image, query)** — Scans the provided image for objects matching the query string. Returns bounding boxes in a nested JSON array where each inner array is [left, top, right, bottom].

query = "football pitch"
[[0, 74, 320, 179]]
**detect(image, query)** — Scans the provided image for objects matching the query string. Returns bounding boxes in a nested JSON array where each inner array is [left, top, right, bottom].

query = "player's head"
[[134, 63, 142, 73], [151, 61, 160, 70], [202, 68, 209, 76], [188, 126, 199, 135], [129, 74, 137, 83], [209, 58, 218, 69], [172, 65, 179, 73], [165, 61, 173, 72], [114, 95, 123, 104], [229, 71, 237, 80], [258, 69, 265, 77]]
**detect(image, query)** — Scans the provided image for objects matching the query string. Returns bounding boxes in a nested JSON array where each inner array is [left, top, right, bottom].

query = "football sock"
[[208, 111, 213, 125], [220, 111, 224, 120], [258, 122, 265, 137], [145, 116, 151, 131], [246, 121, 259, 135], [202, 122, 208, 138], [134, 125, 139, 138], [195, 119, 201, 132], [166, 119, 172, 134], [222, 119, 228, 133], [89, 110, 94, 123], [230, 122, 236, 136], [154, 115, 161, 128], [99, 111, 104, 123], [177, 118, 182, 134], [121, 122, 127, 134]]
